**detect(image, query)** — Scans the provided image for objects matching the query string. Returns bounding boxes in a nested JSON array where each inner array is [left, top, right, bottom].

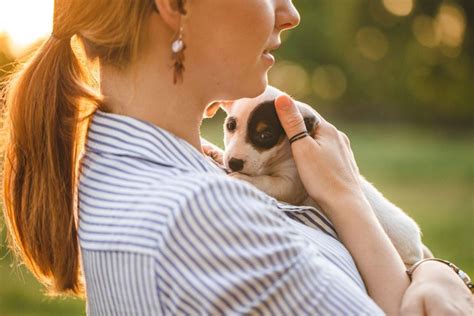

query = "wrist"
[[408, 259, 473, 294], [410, 260, 452, 280]]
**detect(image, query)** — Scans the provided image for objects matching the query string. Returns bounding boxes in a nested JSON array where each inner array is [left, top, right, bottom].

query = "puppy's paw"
[[202, 144, 224, 165], [228, 172, 253, 183]]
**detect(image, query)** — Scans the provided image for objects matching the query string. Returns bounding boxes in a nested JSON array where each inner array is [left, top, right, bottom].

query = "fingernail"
[[276, 95, 291, 110]]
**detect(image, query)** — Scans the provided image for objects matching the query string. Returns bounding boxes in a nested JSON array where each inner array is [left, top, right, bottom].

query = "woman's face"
[[184, 0, 300, 101]]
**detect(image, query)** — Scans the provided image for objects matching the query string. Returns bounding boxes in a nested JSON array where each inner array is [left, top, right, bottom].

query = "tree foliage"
[[272, 0, 472, 127]]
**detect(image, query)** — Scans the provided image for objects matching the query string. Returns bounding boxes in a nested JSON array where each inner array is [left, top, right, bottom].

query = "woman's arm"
[[274, 95, 409, 315], [156, 175, 384, 315], [324, 195, 410, 315]]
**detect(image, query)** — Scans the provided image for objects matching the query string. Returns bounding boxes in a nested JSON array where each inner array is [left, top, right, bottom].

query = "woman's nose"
[[276, 1, 301, 31]]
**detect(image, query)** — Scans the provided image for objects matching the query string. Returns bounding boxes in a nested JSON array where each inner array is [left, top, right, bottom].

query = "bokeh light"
[[412, 15, 440, 48], [411, 3, 466, 58], [356, 26, 389, 61], [269, 61, 311, 99], [312, 65, 347, 100], [436, 3, 466, 48], [382, 0, 414, 17]]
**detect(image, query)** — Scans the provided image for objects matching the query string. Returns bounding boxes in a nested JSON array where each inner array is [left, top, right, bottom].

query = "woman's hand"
[[274, 94, 364, 215], [401, 261, 473, 315], [274, 94, 410, 315]]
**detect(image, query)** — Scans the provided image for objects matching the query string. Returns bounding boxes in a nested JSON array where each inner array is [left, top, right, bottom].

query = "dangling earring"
[[171, 25, 186, 85]]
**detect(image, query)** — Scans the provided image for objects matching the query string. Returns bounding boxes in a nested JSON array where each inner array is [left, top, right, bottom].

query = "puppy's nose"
[[228, 158, 244, 172]]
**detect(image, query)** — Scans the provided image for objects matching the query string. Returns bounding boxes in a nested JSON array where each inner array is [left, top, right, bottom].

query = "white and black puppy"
[[205, 85, 425, 265]]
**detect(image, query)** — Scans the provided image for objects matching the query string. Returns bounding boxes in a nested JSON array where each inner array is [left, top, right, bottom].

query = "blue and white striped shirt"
[[77, 110, 383, 315]]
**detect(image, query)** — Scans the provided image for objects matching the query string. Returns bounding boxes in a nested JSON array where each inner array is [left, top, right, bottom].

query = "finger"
[[338, 131, 350, 147], [275, 94, 311, 145], [338, 132, 360, 174]]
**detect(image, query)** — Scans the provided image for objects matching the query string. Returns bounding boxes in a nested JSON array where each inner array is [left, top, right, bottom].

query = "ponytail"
[[1, 35, 98, 296], [1, 0, 154, 297]]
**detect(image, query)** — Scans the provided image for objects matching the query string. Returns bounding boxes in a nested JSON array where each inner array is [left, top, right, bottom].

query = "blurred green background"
[[1, 0, 473, 315]]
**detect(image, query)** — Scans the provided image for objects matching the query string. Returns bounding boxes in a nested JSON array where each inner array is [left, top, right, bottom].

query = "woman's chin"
[[246, 74, 269, 99], [215, 72, 268, 101]]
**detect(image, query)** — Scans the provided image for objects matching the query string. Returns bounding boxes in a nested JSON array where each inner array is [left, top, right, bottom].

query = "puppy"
[[205, 85, 425, 265]]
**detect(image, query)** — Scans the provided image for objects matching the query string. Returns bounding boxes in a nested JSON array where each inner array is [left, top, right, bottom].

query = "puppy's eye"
[[226, 119, 236, 132], [259, 130, 273, 140]]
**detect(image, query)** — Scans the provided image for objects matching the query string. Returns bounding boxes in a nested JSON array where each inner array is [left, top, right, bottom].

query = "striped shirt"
[[77, 110, 384, 315]]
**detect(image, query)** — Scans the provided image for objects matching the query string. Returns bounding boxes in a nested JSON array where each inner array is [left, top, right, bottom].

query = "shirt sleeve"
[[155, 176, 384, 315]]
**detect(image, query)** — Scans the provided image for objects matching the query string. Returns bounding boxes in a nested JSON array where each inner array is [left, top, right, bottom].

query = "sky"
[[0, 0, 53, 55]]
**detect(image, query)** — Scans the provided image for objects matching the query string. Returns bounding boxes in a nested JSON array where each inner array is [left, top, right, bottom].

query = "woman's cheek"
[[185, 0, 274, 95], [188, 0, 274, 64]]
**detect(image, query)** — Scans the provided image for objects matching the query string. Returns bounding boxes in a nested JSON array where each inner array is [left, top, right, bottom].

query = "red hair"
[[1, 0, 154, 296]]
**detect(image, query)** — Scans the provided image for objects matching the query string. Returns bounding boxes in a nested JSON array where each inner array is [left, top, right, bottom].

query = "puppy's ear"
[[204, 101, 234, 118], [296, 102, 319, 137], [304, 115, 318, 137], [204, 101, 221, 118]]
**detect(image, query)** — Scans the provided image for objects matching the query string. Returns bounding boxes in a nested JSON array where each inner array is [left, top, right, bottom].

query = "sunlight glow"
[[0, 0, 54, 55], [382, 0, 414, 17]]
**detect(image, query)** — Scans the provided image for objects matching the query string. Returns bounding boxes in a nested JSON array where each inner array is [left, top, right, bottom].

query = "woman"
[[2, 0, 472, 315]]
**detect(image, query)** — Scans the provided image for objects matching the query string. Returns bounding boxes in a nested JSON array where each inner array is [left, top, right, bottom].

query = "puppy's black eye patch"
[[226, 117, 237, 132], [256, 122, 275, 140], [247, 99, 284, 150]]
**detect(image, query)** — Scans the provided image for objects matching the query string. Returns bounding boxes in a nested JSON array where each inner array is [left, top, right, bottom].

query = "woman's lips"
[[262, 51, 275, 64]]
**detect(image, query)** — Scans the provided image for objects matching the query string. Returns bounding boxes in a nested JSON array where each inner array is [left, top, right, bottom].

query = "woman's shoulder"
[[77, 170, 281, 255], [160, 172, 272, 205], [155, 172, 299, 240]]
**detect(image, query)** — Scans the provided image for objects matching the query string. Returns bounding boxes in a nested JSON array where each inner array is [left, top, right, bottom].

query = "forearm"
[[324, 194, 410, 315]]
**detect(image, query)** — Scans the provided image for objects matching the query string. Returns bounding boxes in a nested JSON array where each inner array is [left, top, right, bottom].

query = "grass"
[[0, 250, 85, 316], [1, 117, 472, 315]]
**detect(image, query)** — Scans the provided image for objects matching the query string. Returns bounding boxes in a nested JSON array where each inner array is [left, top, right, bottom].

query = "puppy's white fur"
[[208, 85, 425, 265]]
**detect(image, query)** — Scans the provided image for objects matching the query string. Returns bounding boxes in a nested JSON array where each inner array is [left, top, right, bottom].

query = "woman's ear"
[[154, 0, 185, 30], [204, 101, 234, 118]]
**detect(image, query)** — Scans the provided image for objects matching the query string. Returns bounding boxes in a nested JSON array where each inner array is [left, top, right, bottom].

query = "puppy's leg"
[[360, 175, 424, 265], [422, 244, 434, 259], [201, 138, 224, 165]]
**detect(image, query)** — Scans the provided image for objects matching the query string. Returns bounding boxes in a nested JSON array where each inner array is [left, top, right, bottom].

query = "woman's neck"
[[99, 50, 206, 155]]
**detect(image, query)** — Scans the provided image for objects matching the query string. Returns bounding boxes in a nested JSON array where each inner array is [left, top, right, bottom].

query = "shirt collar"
[[85, 109, 225, 174]]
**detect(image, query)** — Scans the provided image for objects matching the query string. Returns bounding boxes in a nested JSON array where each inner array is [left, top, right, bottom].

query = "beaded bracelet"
[[406, 258, 473, 293]]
